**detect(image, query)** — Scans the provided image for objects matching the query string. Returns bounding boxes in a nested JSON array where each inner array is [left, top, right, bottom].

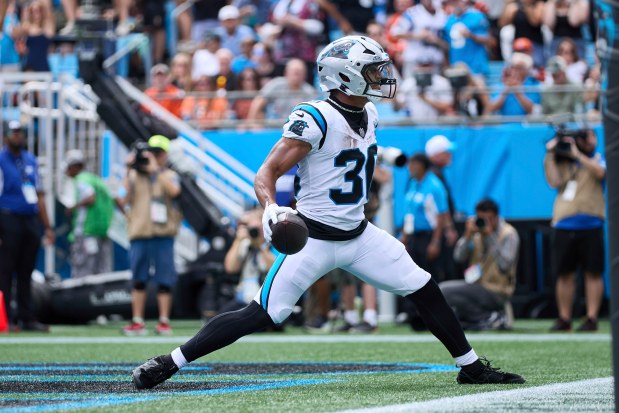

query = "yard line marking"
[[0, 333, 610, 345], [336, 377, 614, 413]]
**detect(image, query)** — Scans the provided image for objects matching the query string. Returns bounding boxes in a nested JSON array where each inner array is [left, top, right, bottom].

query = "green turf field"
[[0, 319, 613, 412]]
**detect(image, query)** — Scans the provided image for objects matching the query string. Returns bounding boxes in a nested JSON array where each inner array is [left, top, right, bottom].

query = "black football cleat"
[[457, 357, 525, 385], [132, 355, 179, 390]]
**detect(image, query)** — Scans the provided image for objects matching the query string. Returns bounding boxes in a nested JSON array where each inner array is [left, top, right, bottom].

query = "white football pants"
[[254, 222, 431, 324]]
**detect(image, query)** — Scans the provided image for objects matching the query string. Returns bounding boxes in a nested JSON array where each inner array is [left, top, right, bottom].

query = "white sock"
[[159, 316, 170, 324], [363, 309, 377, 327], [132, 316, 144, 324], [344, 310, 359, 325], [171, 347, 188, 369], [454, 349, 479, 367]]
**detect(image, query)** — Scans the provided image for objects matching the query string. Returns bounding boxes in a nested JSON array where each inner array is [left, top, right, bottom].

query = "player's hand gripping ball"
[[269, 212, 308, 255]]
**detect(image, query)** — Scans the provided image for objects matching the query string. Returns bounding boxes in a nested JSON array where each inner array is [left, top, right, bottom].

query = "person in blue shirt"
[[0, 0, 20, 71], [0, 120, 54, 332], [444, 0, 493, 78], [486, 52, 541, 116], [401, 153, 450, 278]]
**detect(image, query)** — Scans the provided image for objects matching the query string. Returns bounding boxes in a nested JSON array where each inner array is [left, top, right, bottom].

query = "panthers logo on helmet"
[[289, 120, 309, 137]]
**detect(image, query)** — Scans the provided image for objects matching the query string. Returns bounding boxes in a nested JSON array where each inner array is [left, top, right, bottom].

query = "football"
[[269, 212, 309, 255]]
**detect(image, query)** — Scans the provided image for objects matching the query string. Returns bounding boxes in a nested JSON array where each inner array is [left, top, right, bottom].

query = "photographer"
[[395, 59, 454, 120], [544, 128, 605, 332], [121, 135, 183, 336], [440, 199, 519, 330], [221, 208, 276, 313]]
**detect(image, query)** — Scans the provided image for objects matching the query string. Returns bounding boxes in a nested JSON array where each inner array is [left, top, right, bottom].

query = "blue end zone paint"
[[0, 362, 456, 412]]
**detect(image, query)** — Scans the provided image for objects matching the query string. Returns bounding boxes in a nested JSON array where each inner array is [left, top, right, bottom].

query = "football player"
[[132, 35, 525, 389]]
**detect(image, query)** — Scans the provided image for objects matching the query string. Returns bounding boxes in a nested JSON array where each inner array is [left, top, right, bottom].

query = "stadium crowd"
[[0, 0, 601, 123]]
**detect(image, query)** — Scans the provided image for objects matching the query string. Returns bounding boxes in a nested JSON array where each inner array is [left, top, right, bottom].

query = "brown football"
[[269, 212, 308, 255]]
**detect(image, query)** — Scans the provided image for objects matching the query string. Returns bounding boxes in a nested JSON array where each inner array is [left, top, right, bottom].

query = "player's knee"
[[157, 284, 172, 294], [133, 281, 146, 291]]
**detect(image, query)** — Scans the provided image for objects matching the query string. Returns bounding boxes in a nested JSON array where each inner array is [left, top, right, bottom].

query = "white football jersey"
[[281, 100, 379, 231]]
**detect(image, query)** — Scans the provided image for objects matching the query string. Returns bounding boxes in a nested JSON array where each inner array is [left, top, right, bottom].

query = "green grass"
[[0, 320, 612, 412]]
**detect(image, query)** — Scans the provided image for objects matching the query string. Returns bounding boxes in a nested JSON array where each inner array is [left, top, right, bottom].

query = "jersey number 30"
[[330, 145, 377, 205]]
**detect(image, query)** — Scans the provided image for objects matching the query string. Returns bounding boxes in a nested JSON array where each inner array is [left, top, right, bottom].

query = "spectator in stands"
[[499, 0, 545, 67], [180, 75, 229, 129], [235, 0, 274, 27], [444, 0, 492, 78], [246, 58, 317, 122], [231, 35, 257, 75], [191, 0, 228, 43], [485, 52, 540, 116], [316, 0, 376, 35], [0, 120, 53, 332], [192, 32, 221, 80], [14, 0, 54, 72], [145, 64, 184, 118], [174, 0, 192, 45], [394, 58, 454, 120], [271, 0, 325, 84], [440, 198, 519, 330], [170, 53, 193, 92], [401, 153, 449, 279], [140, 0, 167, 64], [383, 0, 412, 67], [541, 56, 582, 115], [544, 129, 605, 332], [233, 67, 261, 120], [390, 0, 448, 79], [0, 0, 20, 72], [446, 63, 489, 117], [122, 135, 182, 336], [221, 208, 275, 313], [215, 48, 238, 92], [583, 60, 601, 117], [251, 42, 277, 86], [64, 150, 114, 278], [512, 37, 545, 81], [214, 5, 256, 56], [551, 38, 587, 84], [543, 0, 589, 59], [475, 0, 506, 59]]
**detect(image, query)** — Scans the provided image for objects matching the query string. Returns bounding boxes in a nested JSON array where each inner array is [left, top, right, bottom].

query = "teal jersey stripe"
[[292, 103, 327, 137], [260, 253, 287, 311]]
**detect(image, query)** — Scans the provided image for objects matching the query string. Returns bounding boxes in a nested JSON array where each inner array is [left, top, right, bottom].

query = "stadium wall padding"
[[203, 123, 605, 226]]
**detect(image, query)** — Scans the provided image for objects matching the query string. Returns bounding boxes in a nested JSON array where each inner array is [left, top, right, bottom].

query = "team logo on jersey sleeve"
[[289, 119, 309, 136]]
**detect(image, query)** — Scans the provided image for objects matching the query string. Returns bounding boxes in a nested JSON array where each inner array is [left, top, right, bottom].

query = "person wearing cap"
[[64, 150, 115, 278], [426, 135, 459, 277], [213, 5, 256, 56], [144, 64, 184, 119], [121, 135, 182, 336], [485, 52, 541, 116], [541, 55, 583, 115], [0, 120, 53, 332], [401, 153, 450, 277]]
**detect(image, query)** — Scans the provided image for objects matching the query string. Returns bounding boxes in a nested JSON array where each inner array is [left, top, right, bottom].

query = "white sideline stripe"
[[0, 333, 610, 345], [337, 377, 614, 413]]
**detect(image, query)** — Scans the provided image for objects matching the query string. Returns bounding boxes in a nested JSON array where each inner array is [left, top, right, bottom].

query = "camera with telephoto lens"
[[475, 217, 486, 230], [414, 71, 433, 92], [553, 126, 588, 163], [130, 141, 154, 172], [445, 67, 469, 90], [377, 146, 407, 167]]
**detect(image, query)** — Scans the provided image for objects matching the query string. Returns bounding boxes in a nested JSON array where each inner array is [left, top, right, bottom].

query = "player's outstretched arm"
[[255, 137, 311, 208]]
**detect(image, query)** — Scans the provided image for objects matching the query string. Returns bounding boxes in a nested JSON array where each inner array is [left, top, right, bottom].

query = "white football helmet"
[[317, 35, 397, 101]]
